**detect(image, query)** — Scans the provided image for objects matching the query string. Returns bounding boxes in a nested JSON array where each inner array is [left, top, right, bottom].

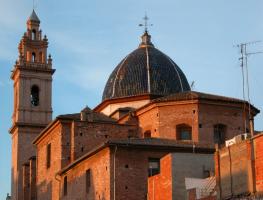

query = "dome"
[[102, 31, 190, 101]]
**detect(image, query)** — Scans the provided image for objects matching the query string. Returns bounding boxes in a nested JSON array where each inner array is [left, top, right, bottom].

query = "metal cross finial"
[[139, 14, 153, 32]]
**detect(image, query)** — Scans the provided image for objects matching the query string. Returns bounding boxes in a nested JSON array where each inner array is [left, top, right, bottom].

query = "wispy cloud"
[[48, 30, 115, 91]]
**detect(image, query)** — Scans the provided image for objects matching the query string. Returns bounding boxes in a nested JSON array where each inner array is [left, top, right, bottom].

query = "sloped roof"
[[57, 111, 116, 123], [57, 138, 214, 175], [152, 91, 259, 113], [153, 91, 243, 103]]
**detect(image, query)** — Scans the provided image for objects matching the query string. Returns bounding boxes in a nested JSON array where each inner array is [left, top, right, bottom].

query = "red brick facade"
[[120, 98, 252, 145], [216, 134, 263, 199], [10, 10, 261, 200]]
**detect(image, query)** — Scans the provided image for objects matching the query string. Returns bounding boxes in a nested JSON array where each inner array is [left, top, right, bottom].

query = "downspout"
[[55, 174, 61, 200], [113, 145, 118, 200]]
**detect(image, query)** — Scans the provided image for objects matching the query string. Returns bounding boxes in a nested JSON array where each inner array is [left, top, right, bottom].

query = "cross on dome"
[[139, 14, 153, 33]]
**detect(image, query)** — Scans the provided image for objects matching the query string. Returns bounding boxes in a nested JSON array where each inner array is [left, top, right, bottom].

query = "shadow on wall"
[[60, 168, 109, 200], [37, 180, 52, 200]]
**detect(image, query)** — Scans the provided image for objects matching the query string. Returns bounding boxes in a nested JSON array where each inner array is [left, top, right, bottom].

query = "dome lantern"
[[139, 31, 154, 48]]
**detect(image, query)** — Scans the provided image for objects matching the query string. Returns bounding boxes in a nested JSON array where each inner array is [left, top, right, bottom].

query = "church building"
[[9, 10, 260, 200]]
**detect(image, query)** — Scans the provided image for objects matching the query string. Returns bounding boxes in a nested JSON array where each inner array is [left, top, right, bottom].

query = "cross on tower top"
[[139, 14, 153, 33]]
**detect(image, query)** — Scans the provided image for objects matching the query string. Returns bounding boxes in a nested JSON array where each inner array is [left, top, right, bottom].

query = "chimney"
[[80, 106, 94, 122]]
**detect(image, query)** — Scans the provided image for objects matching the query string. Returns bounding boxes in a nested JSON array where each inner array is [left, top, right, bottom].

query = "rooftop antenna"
[[234, 40, 262, 135], [139, 13, 153, 32]]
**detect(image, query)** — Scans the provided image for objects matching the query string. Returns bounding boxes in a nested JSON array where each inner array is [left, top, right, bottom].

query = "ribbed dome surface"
[[102, 32, 190, 101]]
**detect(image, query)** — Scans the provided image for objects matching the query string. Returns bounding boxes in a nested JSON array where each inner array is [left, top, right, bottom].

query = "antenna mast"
[[235, 41, 262, 135]]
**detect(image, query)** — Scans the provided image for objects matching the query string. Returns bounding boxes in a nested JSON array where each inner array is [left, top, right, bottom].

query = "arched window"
[[32, 29, 36, 40], [31, 85, 39, 106], [144, 130, 151, 138], [214, 124, 226, 146], [176, 124, 192, 140], [32, 52, 36, 62]]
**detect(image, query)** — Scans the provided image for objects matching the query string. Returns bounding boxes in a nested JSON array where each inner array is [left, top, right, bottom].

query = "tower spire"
[[28, 9, 40, 23]]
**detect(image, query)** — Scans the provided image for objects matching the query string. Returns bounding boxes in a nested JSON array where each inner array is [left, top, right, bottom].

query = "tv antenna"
[[234, 40, 262, 134], [139, 14, 153, 32]]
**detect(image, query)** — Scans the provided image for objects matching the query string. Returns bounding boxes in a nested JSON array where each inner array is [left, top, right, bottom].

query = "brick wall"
[[216, 135, 263, 199], [35, 119, 138, 200], [136, 100, 245, 146], [11, 126, 43, 200], [148, 154, 172, 200], [198, 102, 246, 144], [137, 106, 160, 138], [113, 147, 167, 200], [22, 163, 30, 200], [59, 146, 168, 200], [71, 121, 138, 160], [216, 141, 251, 199], [29, 157, 37, 200], [158, 102, 198, 140], [36, 122, 64, 200], [254, 135, 263, 192], [60, 148, 111, 200]]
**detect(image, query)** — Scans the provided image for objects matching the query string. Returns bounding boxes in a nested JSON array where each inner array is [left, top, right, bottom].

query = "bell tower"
[[10, 10, 55, 200]]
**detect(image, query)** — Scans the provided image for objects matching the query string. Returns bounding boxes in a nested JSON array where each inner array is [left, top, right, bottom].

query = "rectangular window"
[[86, 169, 91, 193], [214, 124, 226, 146], [63, 176, 67, 196], [46, 143, 51, 169], [148, 158, 160, 177], [176, 124, 192, 140]]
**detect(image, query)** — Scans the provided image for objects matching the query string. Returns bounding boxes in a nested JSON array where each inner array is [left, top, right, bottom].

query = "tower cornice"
[[11, 64, 55, 80], [9, 122, 48, 134]]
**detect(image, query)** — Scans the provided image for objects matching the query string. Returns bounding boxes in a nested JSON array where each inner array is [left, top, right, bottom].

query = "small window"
[[32, 29, 37, 40], [144, 130, 151, 138], [176, 124, 192, 140], [46, 143, 51, 169], [214, 124, 226, 146], [63, 176, 67, 196], [31, 85, 39, 106], [86, 169, 91, 193], [148, 158, 160, 177], [32, 52, 36, 62]]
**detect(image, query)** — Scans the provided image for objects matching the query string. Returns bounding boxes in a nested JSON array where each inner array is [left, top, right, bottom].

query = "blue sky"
[[0, 0, 262, 197]]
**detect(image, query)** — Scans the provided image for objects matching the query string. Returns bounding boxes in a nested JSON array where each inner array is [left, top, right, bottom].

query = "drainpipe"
[[55, 174, 61, 199], [113, 146, 118, 200]]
